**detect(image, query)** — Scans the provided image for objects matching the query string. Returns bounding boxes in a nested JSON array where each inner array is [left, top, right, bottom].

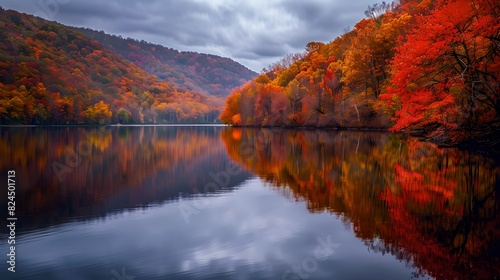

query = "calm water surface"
[[0, 126, 498, 280]]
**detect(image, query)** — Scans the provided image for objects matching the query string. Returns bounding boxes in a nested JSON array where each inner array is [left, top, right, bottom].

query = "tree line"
[[220, 0, 500, 145], [0, 8, 236, 125]]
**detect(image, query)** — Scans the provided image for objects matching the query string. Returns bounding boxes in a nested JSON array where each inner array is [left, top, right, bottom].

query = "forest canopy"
[[0, 8, 255, 125], [220, 0, 500, 145]]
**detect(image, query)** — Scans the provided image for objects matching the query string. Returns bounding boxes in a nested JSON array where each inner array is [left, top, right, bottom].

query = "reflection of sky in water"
[[4, 178, 424, 280]]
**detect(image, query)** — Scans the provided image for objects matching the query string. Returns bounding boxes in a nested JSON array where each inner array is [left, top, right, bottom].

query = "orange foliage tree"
[[81, 101, 113, 124]]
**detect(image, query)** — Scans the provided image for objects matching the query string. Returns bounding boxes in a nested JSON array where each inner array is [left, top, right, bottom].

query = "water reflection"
[[221, 128, 500, 280], [0, 126, 498, 279], [0, 126, 251, 234]]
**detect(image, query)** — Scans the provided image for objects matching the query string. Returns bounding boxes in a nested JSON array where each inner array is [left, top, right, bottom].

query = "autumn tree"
[[254, 84, 283, 126], [52, 93, 74, 124], [82, 101, 113, 124], [383, 0, 500, 143], [284, 80, 307, 124], [341, 11, 411, 100], [365, 1, 398, 21], [116, 108, 133, 123], [220, 90, 242, 125]]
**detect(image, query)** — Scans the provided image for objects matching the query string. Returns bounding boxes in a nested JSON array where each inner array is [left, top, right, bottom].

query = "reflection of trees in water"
[[379, 145, 500, 280], [0, 126, 236, 232], [222, 128, 500, 279]]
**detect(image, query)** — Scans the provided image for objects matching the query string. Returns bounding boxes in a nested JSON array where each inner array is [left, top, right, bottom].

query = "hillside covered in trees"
[[78, 28, 256, 97], [220, 0, 500, 146], [0, 8, 255, 125]]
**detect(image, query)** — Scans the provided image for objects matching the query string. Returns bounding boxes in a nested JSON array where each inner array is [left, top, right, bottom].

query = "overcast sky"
[[0, 0, 378, 72]]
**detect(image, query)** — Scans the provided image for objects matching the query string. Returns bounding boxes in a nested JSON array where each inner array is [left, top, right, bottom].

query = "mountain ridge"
[[77, 27, 257, 97], [0, 8, 255, 124]]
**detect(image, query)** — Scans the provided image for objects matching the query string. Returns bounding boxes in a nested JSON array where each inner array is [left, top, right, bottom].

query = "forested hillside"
[[78, 28, 256, 97], [220, 0, 500, 145], [0, 8, 254, 125]]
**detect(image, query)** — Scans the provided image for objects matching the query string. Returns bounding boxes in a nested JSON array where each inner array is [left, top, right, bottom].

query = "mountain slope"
[[78, 28, 257, 97], [0, 8, 239, 124], [220, 0, 500, 145]]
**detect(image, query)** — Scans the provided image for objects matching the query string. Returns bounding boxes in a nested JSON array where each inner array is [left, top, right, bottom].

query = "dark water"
[[0, 125, 498, 280]]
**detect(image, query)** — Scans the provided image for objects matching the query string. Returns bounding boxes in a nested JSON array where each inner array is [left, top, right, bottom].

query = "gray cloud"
[[0, 0, 378, 72]]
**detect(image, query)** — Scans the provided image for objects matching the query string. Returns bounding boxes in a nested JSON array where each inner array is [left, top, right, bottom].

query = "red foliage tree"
[[383, 0, 500, 141]]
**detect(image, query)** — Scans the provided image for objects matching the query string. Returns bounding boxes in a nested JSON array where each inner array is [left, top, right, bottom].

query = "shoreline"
[[2, 124, 498, 151]]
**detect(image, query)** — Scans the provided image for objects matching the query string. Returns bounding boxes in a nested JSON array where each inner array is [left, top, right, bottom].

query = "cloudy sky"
[[0, 0, 378, 72]]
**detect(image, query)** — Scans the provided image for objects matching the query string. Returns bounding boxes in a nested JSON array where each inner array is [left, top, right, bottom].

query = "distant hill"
[[78, 28, 257, 97], [0, 8, 254, 124]]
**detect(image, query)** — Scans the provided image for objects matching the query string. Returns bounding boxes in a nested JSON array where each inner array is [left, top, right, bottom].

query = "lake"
[[0, 125, 498, 280]]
